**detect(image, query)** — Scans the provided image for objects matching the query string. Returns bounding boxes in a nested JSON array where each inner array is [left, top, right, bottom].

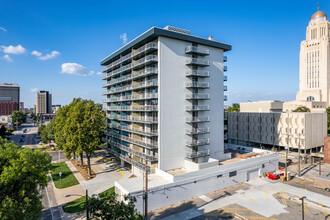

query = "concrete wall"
[[126, 152, 278, 212], [324, 137, 330, 164], [240, 100, 283, 113], [228, 112, 327, 150]]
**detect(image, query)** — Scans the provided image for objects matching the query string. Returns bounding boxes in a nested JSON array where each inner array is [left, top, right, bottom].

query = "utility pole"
[[298, 134, 301, 177], [86, 189, 89, 220], [299, 196, 306, 220], [143, 160, 149, 220], [319, 160, 322, 175]]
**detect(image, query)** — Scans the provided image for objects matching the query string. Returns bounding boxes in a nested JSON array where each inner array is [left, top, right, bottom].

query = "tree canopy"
[[54, 98, 106, 177], [292, 106, 311, 112], [10, 111, 26, 125], [0, 137, 52, 219], [88, 190, 142, 220], [228, 103, 240, 112]]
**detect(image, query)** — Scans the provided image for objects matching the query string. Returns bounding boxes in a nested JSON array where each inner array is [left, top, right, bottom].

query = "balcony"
[[185, 46, 210, 56], [186, 139, 210, 147], [185, 116, 210, 123], [132, 42, 158, 59], [185, 58, 209, 66], [185, 93, 210, 100], [104, 93, 158, 102], [224, 95, 228, 101], [224, 75, 227, 81], [185, 105, 210, 111], [223, 56, 227, 62], [224, 86, 227, 91], [110, 150, 149, 172], [132, 55, 158, 69], [106, 105, 158, 111], [103, 52, 132, 73], [185, 70, 210, 78], [103, 63, 132, 80], [108, 115, 158, 124], [185, 82, 210, 89], [186, 149, 210, 159], [185, 127, 210, 135], [109, 133, 158, 149], [110, 140, 157, 162], [109, 124, 158, 136], [224, 66, 227, 72], [131, 79, 158, 90]]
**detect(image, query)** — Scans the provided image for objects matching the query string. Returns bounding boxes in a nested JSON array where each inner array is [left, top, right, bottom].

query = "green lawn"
[[62, 187, 115, 213], [51, 162, 79, 189], [62, 196, 86, 213]]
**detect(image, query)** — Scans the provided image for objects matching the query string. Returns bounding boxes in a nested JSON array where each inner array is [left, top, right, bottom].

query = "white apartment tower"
[[101, 26, 231, 174], [296, 6, 330, 105]]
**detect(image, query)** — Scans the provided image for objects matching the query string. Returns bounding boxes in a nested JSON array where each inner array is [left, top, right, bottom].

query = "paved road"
[[42, 177, 63, 220]]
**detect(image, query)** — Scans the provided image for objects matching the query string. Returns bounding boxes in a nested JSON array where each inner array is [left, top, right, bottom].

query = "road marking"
[[45, 184, 54, 220], [244, 216, 277, 220], [199, 195, 212, 202], [264, 190, 268, 199], [94, 156, 125, 192], [318, 200, 328, 216], [249, 198, 256, 202]]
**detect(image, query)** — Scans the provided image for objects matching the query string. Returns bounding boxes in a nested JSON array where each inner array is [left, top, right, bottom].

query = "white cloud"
[[1, 55, 13, 62], [1, 45, 26, 54], [31, 50, 42, 56], [96, 72, 103, 75], [39, 51, 60, 60], [30, 88, 38, 92], [0, 27, 7, 32], [120, 33, 127, 44], [60, 63, 93, 76]]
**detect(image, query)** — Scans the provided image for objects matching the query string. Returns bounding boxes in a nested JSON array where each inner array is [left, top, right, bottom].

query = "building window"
[[229, 171, 237, 177], [217, 174, 222, 178]]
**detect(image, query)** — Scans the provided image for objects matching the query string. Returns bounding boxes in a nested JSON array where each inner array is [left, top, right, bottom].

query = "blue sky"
[[0, 0, 328, 108]]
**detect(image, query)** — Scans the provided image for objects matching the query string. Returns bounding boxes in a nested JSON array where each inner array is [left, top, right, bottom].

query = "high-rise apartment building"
[[35, 91, 52, 114], [294, 7, 330, 106], [101, 26, 230, 174], [0, 83, 20, 110]]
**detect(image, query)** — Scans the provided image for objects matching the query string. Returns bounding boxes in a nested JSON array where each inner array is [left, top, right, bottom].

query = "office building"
[[52, 104, 61, 114], [228, 112, 327, 152], [0, 98, 16, 115], [240, 100, 283, 113], [0, 83, 20, 110], [19, 102, 24, 112], [285, 6, 329, 110], [102, 26, 230, 174], [101, 27, 278, 212], [35, 91, 52, 114]]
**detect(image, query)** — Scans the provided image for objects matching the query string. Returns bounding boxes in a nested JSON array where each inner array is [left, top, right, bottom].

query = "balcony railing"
[[102, 53, 132, 72], [185, 70, 210, 77], [132, 42, 158, 58], [108, 115, 158, 124], [224, 86, 227, 91], [103, 63, 132, 80], [186, 149, 210, 159], [110, 150, 149, 172], [109, 133, 158, 149], [186, 58, 210, 66], [104, 93, 158, 102], [109, 124, 158, 136], [185, 46, 210, 56], [185, 116, 210, 123], [224, 66, 227, 72], [185, 105, 210, 111], [223, 56, 227, 62], [186, 139, 210, 146], [185, 93, 210, 100], [132, 55, 158, 69], [224, 75, 227, 81], [106, 105, 158, 111], [185, 127, 210, 135], [108, 80, 158, 94], [110, 140, 157, 161], [185, 82, 210, 88]]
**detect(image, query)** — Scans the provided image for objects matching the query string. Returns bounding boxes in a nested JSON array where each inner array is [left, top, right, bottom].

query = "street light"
[[299, 196, 306, 220]]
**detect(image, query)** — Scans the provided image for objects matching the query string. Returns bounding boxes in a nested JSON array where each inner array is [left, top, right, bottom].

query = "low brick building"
[[0, 101, 17, 115], [324, 137, 330, 164]]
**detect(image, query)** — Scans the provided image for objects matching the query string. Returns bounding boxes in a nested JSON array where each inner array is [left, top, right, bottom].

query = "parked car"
[[314, 175, 330, 191]]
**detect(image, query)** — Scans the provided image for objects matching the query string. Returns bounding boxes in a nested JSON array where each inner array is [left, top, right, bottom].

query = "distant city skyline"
[[0, 0, 329, 107]]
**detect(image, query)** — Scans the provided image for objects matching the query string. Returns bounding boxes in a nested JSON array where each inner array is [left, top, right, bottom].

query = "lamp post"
[[299, 196, 306, 220]]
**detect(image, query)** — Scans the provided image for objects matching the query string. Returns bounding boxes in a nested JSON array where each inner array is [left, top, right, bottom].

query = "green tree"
[[292, 106, 310, 112], [46, 118, 56, 143], [228, 103, 240, 112], [88, 191, 142, 220], [326, 107, 330, 133], [10, 111, 26, 125], [38, 124, 48, 143], [0, 137, 52, 219], [0, 126, 6, 139], [30, 112, 37, 122]]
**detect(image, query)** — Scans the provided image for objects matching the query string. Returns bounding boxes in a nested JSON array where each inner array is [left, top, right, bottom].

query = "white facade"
[[101, 26, 230, 175], [295, 9, 330, 106], [228, 112, 327, 150]]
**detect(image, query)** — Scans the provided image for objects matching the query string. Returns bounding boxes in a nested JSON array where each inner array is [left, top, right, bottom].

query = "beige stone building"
[[240, 100, 283, 113], [35, 91, 52, 115], [228, 112, 327, 152], [286, 7, 329, 111]]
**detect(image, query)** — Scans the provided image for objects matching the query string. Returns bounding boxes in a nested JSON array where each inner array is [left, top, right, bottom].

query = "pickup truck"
[[314, 175, 330, 192]]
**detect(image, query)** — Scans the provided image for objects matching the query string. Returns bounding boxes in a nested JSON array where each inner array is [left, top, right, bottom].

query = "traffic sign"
[[59, 171, 62, 176]]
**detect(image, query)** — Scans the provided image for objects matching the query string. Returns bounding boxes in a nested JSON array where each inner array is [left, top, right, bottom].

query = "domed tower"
[[296, 4, 330, 106]]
